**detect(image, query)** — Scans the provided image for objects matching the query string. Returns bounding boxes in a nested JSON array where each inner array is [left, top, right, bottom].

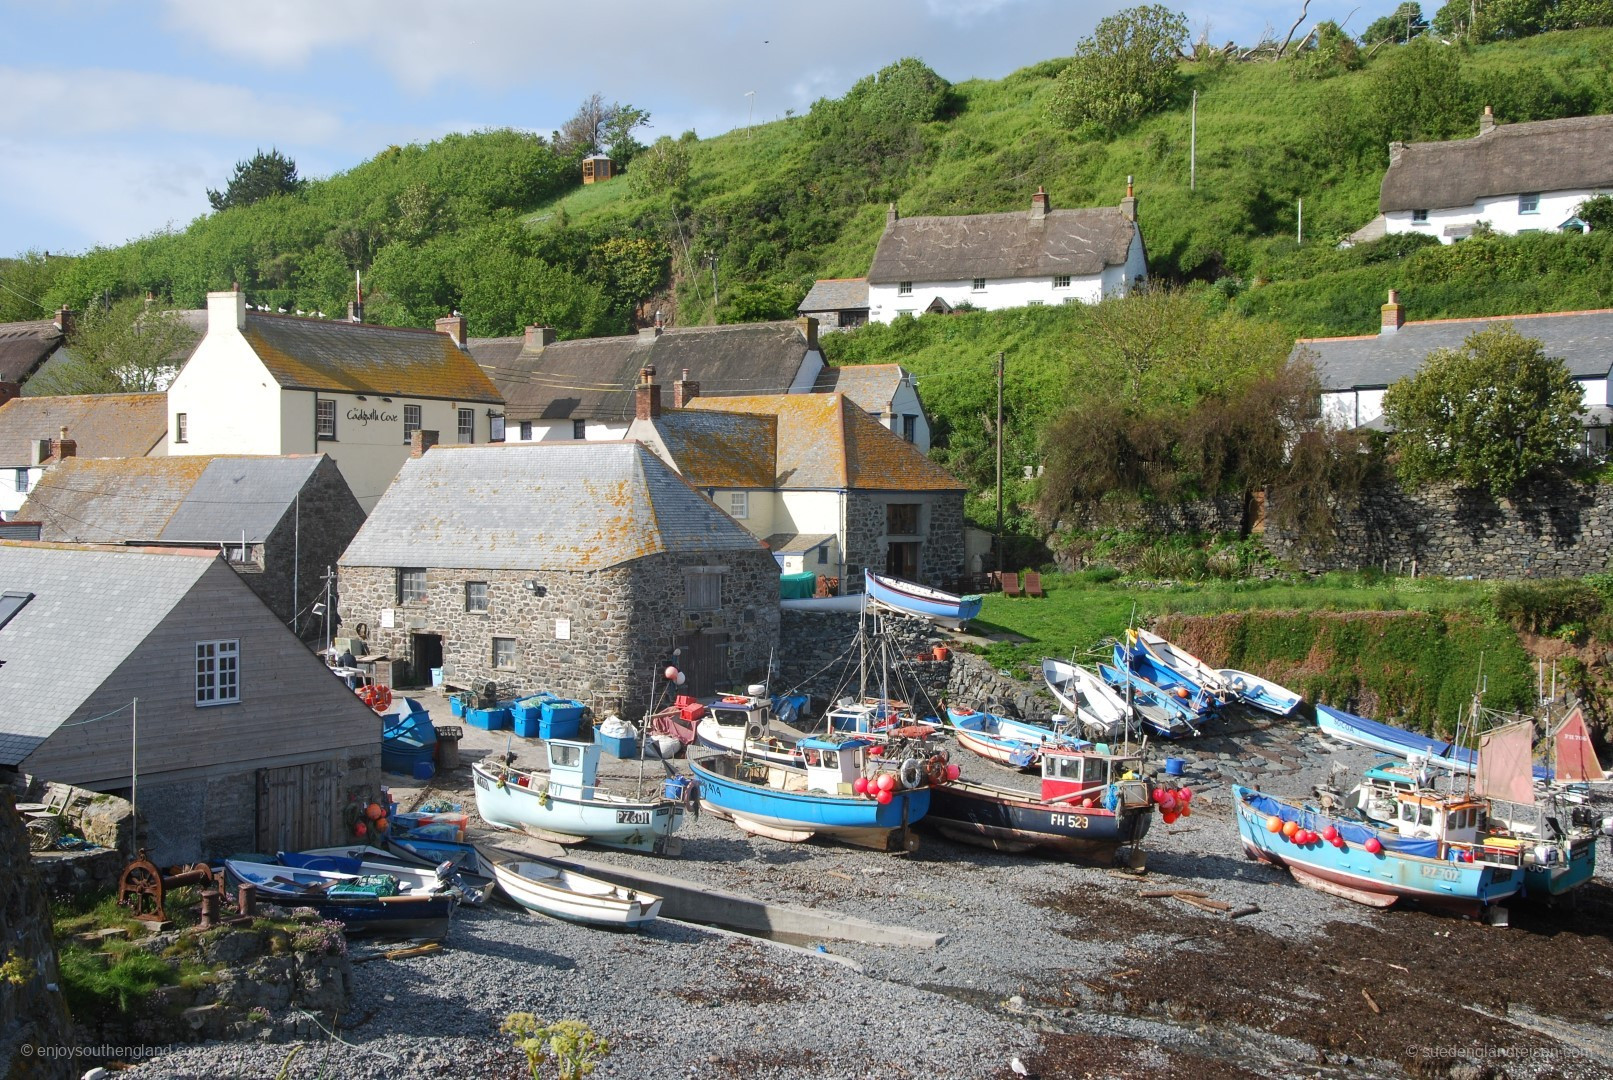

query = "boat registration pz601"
[[616, 810, 652, 825]]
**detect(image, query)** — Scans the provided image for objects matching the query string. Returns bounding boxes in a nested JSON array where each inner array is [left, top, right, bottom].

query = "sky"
[[0, 0, 1334, 260]]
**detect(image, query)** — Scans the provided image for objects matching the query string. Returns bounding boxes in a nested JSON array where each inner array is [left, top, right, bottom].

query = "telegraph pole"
[[1190, 89, 1197, 192], [995, 351, 1005, 575]]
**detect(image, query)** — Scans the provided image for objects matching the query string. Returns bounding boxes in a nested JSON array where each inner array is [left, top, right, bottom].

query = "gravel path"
[[128, 705, 1613, 1080]]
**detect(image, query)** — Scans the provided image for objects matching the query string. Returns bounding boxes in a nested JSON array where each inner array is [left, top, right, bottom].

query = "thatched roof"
[[1380, 113, 1613, 213], [868, 206, 1136, 284]]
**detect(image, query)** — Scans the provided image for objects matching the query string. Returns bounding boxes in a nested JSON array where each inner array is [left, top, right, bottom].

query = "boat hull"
[[948, 709, 1038, 769], [491, 860, 662, 928], [1523, 836, 1598, 897], [472, 764, 684, 854], [1042, 658, 1131, 738], [223, 860, 457, 938], [1233, 785, 1522, 916], [926, 781, 1152, 861], [689, 753, 930, 850], [865, 571, 983, 626], [1219, 669, 1302, 716]]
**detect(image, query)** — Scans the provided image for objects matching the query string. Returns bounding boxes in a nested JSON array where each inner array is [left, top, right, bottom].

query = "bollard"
[[237, 882, 257, 917], [198, 890, 220, 930]]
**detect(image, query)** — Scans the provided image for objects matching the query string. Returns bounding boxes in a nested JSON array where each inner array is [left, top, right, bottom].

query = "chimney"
[[524, 325, 556, 351], [53, 306, 75, 336], [346, 300, 364, 323], [1479, 105, 1495, 136], [1381, 289, 1405, 334], [1119, 176, 1137, 223], [49, 426, 76, 461], [795, 315, 820, 352], [1388, 140, 1406, 167], [410, 429, 439, 458], [635, 365, 661, 421], [637, 324, 663, 342], [436, 313, 467, 347], [0, 382, 19, 408], [206, 288, 246, 332], [1030, 186, 1050, 220], [673, 367, 700, 408], [886, 202, 899, 227]]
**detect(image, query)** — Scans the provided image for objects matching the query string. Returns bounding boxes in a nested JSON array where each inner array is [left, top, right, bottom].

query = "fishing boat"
[[991, 712, 1089, 752], [689, 734, 950, 851], [1217, 669, 1303, 716], [491, 858, 662, 928], [381, 835, 501, 887], [222, 858, 458, 938], [1315, 703, 1552, 780], [1042, 657, 1132, 740], [1114, 640, 1221, 721], [925, 745, 1155, 860], [946, 707, 1041, 769], [277, 846, 487, 904], [1097, 662, 1200, 739], [1233, 784, 1524, 916], [1126, 629, 1234, 697], [680, 688, 805, 766], [864, 570, 982, 629], [473, 739, 686, 855]]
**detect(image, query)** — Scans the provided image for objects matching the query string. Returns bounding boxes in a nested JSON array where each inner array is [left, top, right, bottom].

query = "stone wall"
[[341, 548, 780, 720], [842, 491, 967, 589], [944, 651, 1058, 720], [262, 455, 369, 643], [0, 789, 74, 1080]]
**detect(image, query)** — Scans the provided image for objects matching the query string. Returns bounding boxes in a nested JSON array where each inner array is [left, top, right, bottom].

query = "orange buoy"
[[1282, 820, 1300, 840], [365, 802, 383, 821], [1266, 815, 1283, 834]]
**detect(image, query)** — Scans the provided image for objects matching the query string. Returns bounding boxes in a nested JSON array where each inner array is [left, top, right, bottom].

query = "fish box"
[[599, 732, 639, 759], [466, 706, 511, 731], [539, 715, 582, 741], [678, 701, 707, 722]]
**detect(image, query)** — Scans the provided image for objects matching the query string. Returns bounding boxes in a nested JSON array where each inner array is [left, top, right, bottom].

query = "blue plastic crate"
[[466, 706, 510, 731], [598, 732, 638, 759], [539, 715, 581, 741]]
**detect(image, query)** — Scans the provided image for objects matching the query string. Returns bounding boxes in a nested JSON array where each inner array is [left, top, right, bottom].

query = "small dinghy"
[[1042, 657, 1132, 739], [223, 858, 457, 939], [1218, 668, 1303, 716], [491, 859, 662, 928], [946, 707, 1041, 769]]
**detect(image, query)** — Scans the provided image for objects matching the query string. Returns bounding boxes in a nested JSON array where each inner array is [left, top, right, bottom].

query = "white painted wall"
[[1385, 188, 1606, 244], [1323, 378, 1604, 429], [884, 373, 932, 453]]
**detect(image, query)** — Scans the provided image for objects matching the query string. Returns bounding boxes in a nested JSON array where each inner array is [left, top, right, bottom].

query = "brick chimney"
[[52, 306, 75, 336], [635, 365, 661, 421], [1388, 140, 1406, 167], [48, 426, 76, 461], [524, 325, 556, 351], [436, 313, 467, 347], [1479, 105, 1495, 136], [795, 315, 820, 352], [1119, 176, 1137, 223], [1030, 186, 1050, 220], [410, 429, 439, 457], [1381, 289, 1405, 334], [673, 368, 700, 408], [886, 202, 899, 227]]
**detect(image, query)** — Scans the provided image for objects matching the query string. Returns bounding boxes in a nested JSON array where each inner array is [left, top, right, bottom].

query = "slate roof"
[[242, 312, 502, 402], [868, 207, 1137, 284], [0, 393, 167, 465], [764, 532, 835, 554], [813, 364, 905, 416], [647, 411, 778, 489], [1295, 309, 1613, 390], [1380, 113, 1613, 213], [0, 543, 215, 767], [798, 278, 869, 313], [473, 322, 817, 424], [340, 442, 766, 572], [22, 455, 325, 545], [0, 319, 65, 383], [689, 394, 963, 492]]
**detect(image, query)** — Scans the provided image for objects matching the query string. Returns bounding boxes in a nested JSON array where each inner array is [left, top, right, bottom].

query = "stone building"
[[20, 454, 366, 641], [797, 277, 870, 330], [337, 440, 780, 706], [0, 543, 381, 864]]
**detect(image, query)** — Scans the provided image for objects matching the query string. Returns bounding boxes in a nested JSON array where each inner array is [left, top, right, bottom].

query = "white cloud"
[[0, 66, 345, 143]]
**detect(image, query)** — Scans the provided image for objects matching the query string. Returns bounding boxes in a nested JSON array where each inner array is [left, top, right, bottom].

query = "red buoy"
[[1365, 837, 1383, 855], [876, 773, 896, 793], [1322, 825, 1339, 843], [875, 789, 893, 806], [945, 764, 961, 781], [852, 777, 869, 795]]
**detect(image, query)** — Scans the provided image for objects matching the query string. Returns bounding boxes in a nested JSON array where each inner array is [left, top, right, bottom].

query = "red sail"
[[1476, 721, 1535, 805], [1553, 706, 1606, 783]]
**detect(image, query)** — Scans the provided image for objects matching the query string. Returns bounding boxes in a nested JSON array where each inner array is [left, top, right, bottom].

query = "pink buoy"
[[945, 764, 961, 781], [664, 665, 679, 681], [1178, 787, 1193, 803]]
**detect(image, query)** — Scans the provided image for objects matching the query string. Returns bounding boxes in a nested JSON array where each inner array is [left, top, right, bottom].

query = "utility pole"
[[745, 91, 756, 138], [1297, 197, 1303, 244], [995, 351, 1004, 576], [1190, 89, 1197, 192]]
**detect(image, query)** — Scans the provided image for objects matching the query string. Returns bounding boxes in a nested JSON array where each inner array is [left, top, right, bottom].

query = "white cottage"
[[166, 291, 504, 511], [865, 183, 1147, 324]]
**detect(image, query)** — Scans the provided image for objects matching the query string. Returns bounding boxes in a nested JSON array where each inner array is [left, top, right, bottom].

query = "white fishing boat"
[[1217, 668, 1303, 716], [473, 739, 685, 855], [491, 859, 663, 928], [1042, 657, 1132, 739]]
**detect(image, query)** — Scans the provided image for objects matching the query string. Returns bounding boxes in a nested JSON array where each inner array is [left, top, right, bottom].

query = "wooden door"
[[257, 761, 340, 852], [676, 632, 729, 698]]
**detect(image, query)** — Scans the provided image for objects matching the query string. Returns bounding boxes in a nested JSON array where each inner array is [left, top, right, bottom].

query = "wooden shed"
[[582, 153, 615, 184]]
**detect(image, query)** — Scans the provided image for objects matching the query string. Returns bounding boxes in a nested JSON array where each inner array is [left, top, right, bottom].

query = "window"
[[490, 414, 505, 442], [195, 640, 239, 706], [684, 567, 723, 612], [1411, 209, 1429, 225], [901, 415, 917, 443], [520, 421, 533, 441], [887, 503, 920, 534], [174, 413, 188, 443], [1518, 192, 1540, 214], [1062, 297, 1078, 304], [403, 404, 421, 444], [1027, 300, 1044, 306], [466, 581, 488, 613], [13, 469, 28, 494], [897, 281, 913, 296], [397, 568, 426, 603], [315, 399, 336, 440], [971, 278, 986, 292], [573, 419, 586, 440], [492, 637, 517, 669], [817, 545, 828, 565], [457, 408, 474, 443], [1053, 275, 1072, 289], [727, 492, 749, 519], [0, 591, 33, 629]]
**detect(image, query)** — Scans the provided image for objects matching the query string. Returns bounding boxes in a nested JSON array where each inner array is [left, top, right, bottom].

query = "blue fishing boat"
[[689, 736, 945, 851], [1315, 703, 1552, 780], [945, 707, 1041, 769], [222, 858, 459, 938], [1233, 785, 1524, 916], [1126, 629, 1235, 698], [1113, 639, 1221, 720], [1097, 661, 1200, 739], [276, 846, 486, 904], [864, 570, 982, 628]]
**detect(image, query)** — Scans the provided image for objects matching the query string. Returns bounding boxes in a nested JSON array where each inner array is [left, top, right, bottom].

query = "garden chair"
[[1024, 571, 1045, 598], [999, 571, 1022, 598]]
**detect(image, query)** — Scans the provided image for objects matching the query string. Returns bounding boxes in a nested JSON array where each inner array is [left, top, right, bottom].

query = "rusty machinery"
[[117, 850, 223, 925]]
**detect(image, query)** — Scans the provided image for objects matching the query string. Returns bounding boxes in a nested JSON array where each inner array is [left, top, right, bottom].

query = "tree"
[[24, 298, 199, 396], [554, 94, 651, 166], [1577, 193, 1613, 232], [1046, 5, 1188, 134], [1381, 325, 1586, 497], [628, 136, 692, 199], [207, 149, 305, 211], [1363, 2, 1429, 43]]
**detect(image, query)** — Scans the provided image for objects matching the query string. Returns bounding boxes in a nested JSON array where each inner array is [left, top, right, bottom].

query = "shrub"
[[1490, 579, 1603, 634]]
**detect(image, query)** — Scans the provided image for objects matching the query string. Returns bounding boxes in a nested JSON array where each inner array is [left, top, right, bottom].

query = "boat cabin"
[[1039, 748, 1145, 805], [826, 696, 909, 735], [705, 694, 771, 736], [799, 736, 869, 795], [545, 739, 601, 800], [1353, 766, 1525, 865]]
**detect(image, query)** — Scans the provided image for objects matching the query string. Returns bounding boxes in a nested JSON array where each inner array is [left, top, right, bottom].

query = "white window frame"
[[398, 567, 427, 604], [490, 414, 506, 442], [684, 567, 723, 613], [1411, 209, 1429, 225], [727, 492, 749, 519], [971, 278, 986, 292], [897, 281, 913, 296], [1518, 192, 1540, 214], [520, 421, 533, 441], [13, 468, 28, 494], [457, 408, 475, 444], [492, 636, 517, 669], [403, 404, 422, 444], [466, 581, 489, 613], [1052, 275, 1072, 289], [195, 639, 240, 706], [174, 413, 188, 443], [315, 399, 336, 440]]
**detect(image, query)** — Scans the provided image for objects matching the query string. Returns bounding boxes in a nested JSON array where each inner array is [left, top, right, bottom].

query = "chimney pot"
[[410, 429, 440, 457], [673, 369, 700, 409], [1381, 288, 1405, 334], [48, 427, 76, 461], [435, 314, 467, 347], [1479, 105, 1495, 136], [1119, 177, 1138, 223], [524, 325, 556, 350]]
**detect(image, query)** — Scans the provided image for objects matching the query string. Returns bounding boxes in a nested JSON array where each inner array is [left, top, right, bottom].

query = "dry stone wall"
[[0, 789, 73, 1080]]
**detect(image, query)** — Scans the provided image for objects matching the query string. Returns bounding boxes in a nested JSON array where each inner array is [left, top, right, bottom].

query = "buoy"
[[1322, 825, 1339, 843], [374, 815, 388, 832], [1179, 787, 1193, 802], [366, 802, 383, 821], [354, 821, 368, 837], [945, 764, 961, 781], [1365, 837, 1383, 855], [852, 777, 869, 795], [1179, 805, 1191, 817], [869, 746, 883, 757], [876, 773, 896, 793], [664, 665, 679, 681], [1080, 797, 1095, 808], [1160, 794, 1177, 812], [1282, 820, 1299, 840], [1266, 815, 1283, 834], [1173, 687, 1190, 699], [875, 789, 893, 806], [1162, 811, 1179, 824], [675, 672, 686, 686]]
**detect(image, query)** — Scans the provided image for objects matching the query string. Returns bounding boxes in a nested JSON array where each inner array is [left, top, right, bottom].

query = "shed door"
[[257, 761, 340, 852], [676, 631, 729, 698]]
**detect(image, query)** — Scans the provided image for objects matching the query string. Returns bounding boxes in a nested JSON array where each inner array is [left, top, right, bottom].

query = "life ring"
[[359, 684, 392, 711], [899, 758, 924, 789], [354, 623, 369, 640], [952, 706, 975, 716]]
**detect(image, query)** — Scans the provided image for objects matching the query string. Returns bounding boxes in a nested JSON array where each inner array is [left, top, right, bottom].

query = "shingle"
[[0, 393, 167, 465], [0, 543, 212, 767], [1380, 114, 1613, 213], [650, 412, 777, 489], [799, 278, 869, 312], [339, 442, 764, 571], [764, 532, 834, 554], [868, 208, 1136, 284], [244, 313, 502, 402], [1296, 309, 1613, 390]]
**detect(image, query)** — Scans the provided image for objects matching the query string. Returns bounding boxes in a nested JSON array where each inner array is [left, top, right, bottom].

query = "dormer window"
[[1519, 192, 1540, 214], [1411, 209, 1429, 225]]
